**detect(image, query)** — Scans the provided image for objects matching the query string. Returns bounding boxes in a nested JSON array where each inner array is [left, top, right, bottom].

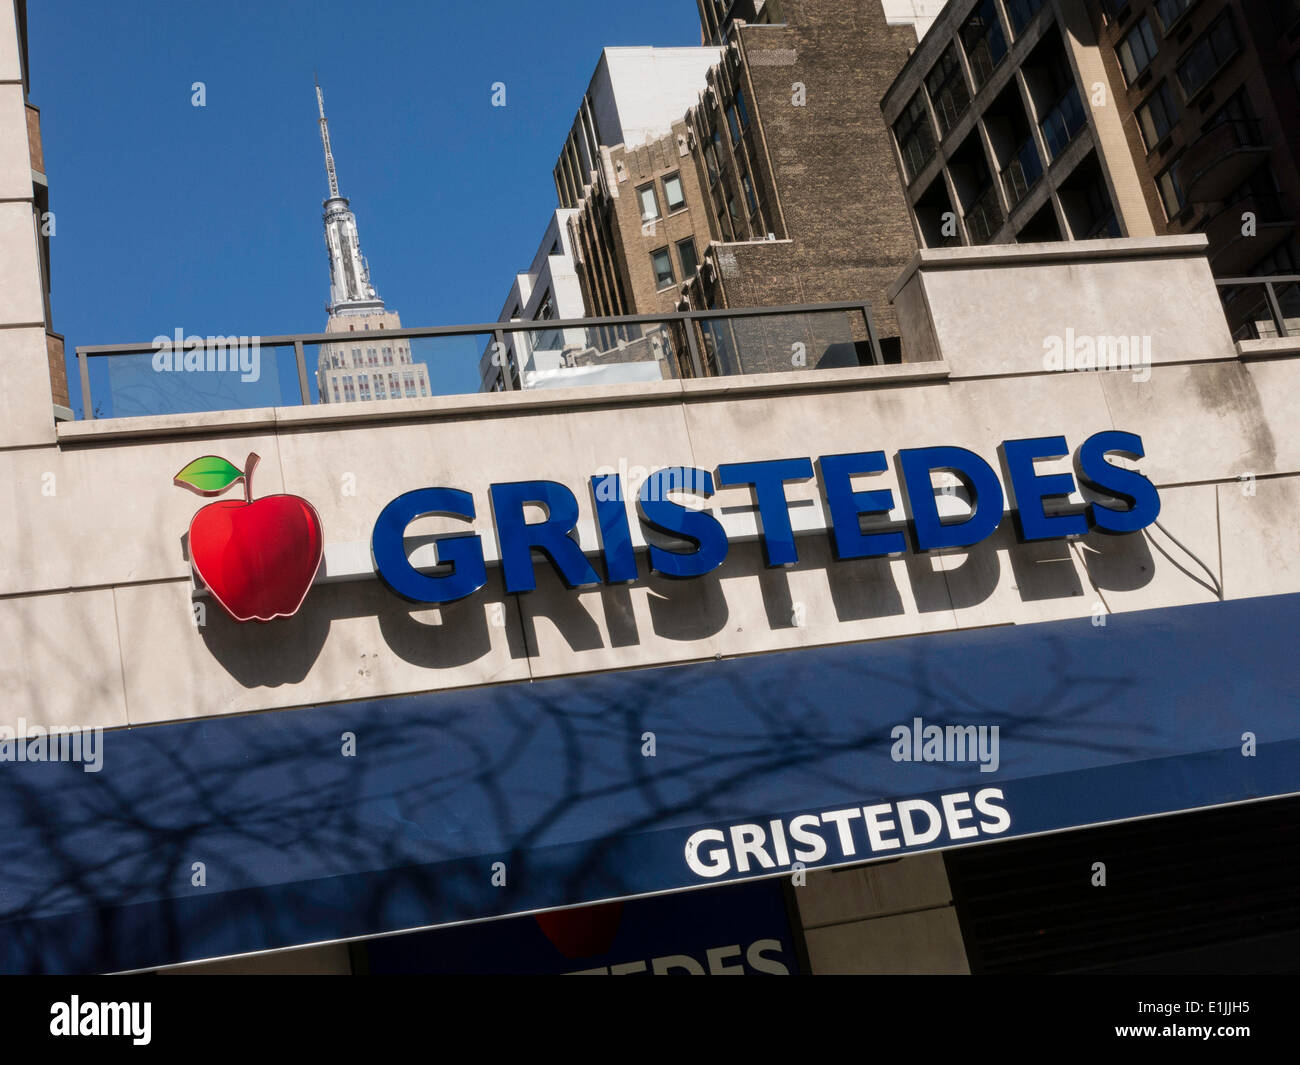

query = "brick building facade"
[[555, 2, 931, 372]]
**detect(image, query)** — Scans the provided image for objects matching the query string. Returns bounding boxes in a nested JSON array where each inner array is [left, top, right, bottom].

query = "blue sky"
[[29, 1, 702, 414]]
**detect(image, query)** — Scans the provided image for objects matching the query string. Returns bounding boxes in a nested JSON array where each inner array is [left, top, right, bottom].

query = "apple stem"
[[243, 453, 260, 503]]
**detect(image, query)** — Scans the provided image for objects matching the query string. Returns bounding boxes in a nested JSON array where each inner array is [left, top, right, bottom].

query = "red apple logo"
[[174, 452, 323, 623], [534, 901, 625, 959]]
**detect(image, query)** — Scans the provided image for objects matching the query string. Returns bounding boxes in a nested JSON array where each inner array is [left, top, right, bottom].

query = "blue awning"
[[2, 592, 1299, 973]]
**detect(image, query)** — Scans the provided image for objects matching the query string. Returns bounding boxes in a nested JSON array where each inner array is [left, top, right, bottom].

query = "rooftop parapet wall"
[[889, 235, 1234, 376]]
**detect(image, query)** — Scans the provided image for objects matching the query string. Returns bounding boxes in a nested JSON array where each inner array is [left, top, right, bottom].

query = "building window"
[[1271, 0, 1300, 31], [1208, 89, 1258, 139], [390, 373, 400, 396], [712, 128, 726, 179], [403, 372, 415, 398], [1137, 81, 1179, 151], [374, 377, 385, 399], [382, 347, 393, 365], [925, 45, 970, 137], [734, 86, 750, 130], [1155, 0, 1194, 31], [894, 92, 936, 181], [716, 200, 733, 241], [678, 237, 699, 278], [651, 247, 675, 289], [663, 172, 686, 212], [740, 169, 758, 215], [704, 132, 720, 182], [351, 347, 361, 366], [1178, 13, 1241, 99], [726, 103, 742, 144], [1156, 157, 1186, 219], [638, 183, 660, 221], [359, 378, 371, 401], [727, 191, 743, 233], [1005, 0, 1047, 35], [1223, 164, 1281, 211], [1117, 17, 1159, 84], [961, 0, 1008, 90]]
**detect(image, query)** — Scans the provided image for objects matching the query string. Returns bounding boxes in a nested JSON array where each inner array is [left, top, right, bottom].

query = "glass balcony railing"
[[1000, 137, 1044, 208], [1006, 0, 1048, 34], [72, 302, 888, 421], [963, 183, 1005, 244], [1039, 85, 1087, 161], [1216, 275, 1300, 341], [1084, 211, 1122, 239]]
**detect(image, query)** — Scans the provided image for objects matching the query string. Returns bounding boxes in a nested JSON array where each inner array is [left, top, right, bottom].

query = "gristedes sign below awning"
[[1, 591, 1297, 973]]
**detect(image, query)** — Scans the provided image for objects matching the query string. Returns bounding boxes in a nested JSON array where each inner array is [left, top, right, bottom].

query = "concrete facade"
[[11, 235, 1291, 740]]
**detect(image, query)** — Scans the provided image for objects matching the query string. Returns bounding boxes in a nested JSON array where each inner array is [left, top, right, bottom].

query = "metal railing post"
[[78, 348, 92, 419], [294, 340, 310, 404], [1264, 282, 1288, 339], [683, 313, 706, 379], [862, 304, 885, 365], [495, 329, 513, 390]]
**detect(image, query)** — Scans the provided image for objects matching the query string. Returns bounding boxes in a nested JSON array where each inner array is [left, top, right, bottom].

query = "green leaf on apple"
[[174, 455, 245, 496]]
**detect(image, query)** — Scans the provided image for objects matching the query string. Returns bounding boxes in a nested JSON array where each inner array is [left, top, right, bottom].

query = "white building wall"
[[589, 47, 723, 151], [879, 0, 950, 40], [0, 0, 54, 449]]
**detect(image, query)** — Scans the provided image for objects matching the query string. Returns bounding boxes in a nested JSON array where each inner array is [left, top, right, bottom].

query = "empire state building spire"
[[314, 78, 384, 315]]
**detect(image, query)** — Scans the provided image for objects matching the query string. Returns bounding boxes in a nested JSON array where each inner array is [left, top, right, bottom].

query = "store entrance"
[[944, 795, 1300, 974]]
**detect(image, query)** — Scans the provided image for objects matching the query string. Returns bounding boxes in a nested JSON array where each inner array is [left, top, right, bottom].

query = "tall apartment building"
[[882, 0, 1300, 334], [1091, 0, 1300, 332], [480, 46, 723, 393], [312, 82, 430, 404], [554, 47, 722, 320], [882, 0, 1157, 249], [543, 4, 943, 376], [2, 0, 65, 424]]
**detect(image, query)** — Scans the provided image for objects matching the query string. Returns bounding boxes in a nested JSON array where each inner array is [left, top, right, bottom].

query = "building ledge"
[[55, 360, 951, 445], [1236, 336, 1300, 360], [887, 235, 1213, 302]]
